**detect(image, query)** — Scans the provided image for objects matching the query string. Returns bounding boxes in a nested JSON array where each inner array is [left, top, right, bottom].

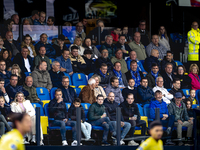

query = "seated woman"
[[0, 49, 12, 71], [175, 65, 191, 89], [188, 64, 200, 90], [10, 92, 43, 145], [69, 36, 85, 56], [91, 74, 107, 100], [83, 37, 101, 59], [11, 64, 26, 86]]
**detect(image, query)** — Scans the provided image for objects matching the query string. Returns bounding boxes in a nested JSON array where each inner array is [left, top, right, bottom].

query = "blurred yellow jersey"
[[136, 137, 163, 150], [0, 129, 24, 150]]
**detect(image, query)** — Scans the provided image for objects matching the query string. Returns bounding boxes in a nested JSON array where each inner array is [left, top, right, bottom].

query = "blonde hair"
[[0, 96, 5, 102], [74, 36, 82, 46], [189, 63, 199, 74], [91, 74, 101, 82], [11, 64, 22, 78], [13, 92, 26, 103]]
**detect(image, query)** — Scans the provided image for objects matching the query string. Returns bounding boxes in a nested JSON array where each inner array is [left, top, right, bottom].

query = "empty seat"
[[74, 88, 81, 97], [182, 89, 190, 98], [24, 72, 32, 77], [50, 87, 58, 100], [71, 73, 87, 88], [36, 87, 50, 100], [88, 73, 94, 80]]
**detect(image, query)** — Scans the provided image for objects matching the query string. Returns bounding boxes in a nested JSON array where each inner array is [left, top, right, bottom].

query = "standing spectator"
[[188, 63, 200, 90], [128, 32, 147, 60], [88, 94, 116, 146], [79, 78, 96, 104], [0, 78, 10, 103], [21, 34, 37, 58], [49, 61, 64, 88], [3, 31, 21, 57], [187, 21, 200, 68], [33, 11, 46, 25], [82, 49, 96, 75], [146, 63, 161, 89], [175, 65, 191, 89], [105, 76, 124, 104], [133, 20, 149, 46], [47, 16, 55, 26], [0, 60, 11, 87], [69, 36, 85, 56], [121, 26, 131, 42], [116, 35, 132, 58], [146, 34, 168, 60], [35, 33, 56, 58], [69, 46, 87, 73], [48, 89, 78, 146], [75, 22, 86, 40], [153, 77, 173, 104], [161, 63, 175, 89], [122, 79, 138, 102], [125, 60, 144, 87], [169, 78, 186, 99], [110, 62, 128, 88], [23, 76, 40, 103], [13, 46, 34, 73], [144, 49, 161, 72], [168, 92, 193, 146], [52, 34, 68, 57], [100, 35, 117, 59], [95, 49, 113, 71], [27, 10, 39, 25], [11, 14, 19, 25], [111, 49, 128, 74], [34, 46, 51, 71], [104, 92, 131, 145], [60, 76, 77, 103], [6, 74, 29, 102], [31, 60, 52, 92], [95, 63, 112, 88], [158, 26, 170, 50], [11, 64, 26, 86], [137, 77, 154, 105], [0, 49, 12, 71], [111, 27, 121, 42], [55, 49, 73, 75], [83, 37, 101, 59], [160, 51, 176, 73]]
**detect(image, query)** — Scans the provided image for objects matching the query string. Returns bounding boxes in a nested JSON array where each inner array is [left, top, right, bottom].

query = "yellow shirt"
[[136, 137, 163, 150], [0, 129, 25, 150]]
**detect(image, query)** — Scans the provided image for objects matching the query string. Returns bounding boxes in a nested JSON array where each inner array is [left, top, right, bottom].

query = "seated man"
[[95, 49, 113, 72], [13, 46, 34, 73], [69, 46, 87, 73], [0, 78, 10, 103], [88, 94, 116, 146], [79, 78, 96, 104], [60, 76, 77, 103], [146, 63, 161, 89], [111, 49, 128, 74], [35, 33, 56, 58], [105, 76, 124, 104], [34, 46, 51, 70], [168, 92, 193, 146], [161, 51, 176, 73], [95, 63, 112, 88], [111, 27, 121, 42], [23, 76, 40, 103], [153, 76, 173, 104], [56, 49, 73, 75], [110, 62, 128, 88], [137, 77, 154, 106], [82, 49, 96, 75], [33, 11, 47, 25], [144, 49, 161, 72], [126, 51, 147, 74], [104, 92, 131, 145], [0, 60, 11, 87], [48, 89, 78, 146], [49, 61, 64, 88], [122, 79, 138, 101], [125, 60, 144, 87], [75, 22, 86, 40], [161, 63, 175, 89], [120, 93, 146, 146], [6, 74, 29, 101], [31, 60, 53, 92], [146, 34, 168, 60], [169, 78, 185, 99]]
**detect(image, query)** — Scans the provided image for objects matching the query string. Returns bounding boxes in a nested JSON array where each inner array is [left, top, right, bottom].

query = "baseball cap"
[[174, 92, 182, 98]]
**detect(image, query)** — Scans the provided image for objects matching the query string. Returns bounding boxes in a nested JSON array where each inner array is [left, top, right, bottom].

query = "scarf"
[[130, 70, 141, 87], [113, 69, 123, 85], [151, 71, 159, 85], [99, 69, 106, 78]]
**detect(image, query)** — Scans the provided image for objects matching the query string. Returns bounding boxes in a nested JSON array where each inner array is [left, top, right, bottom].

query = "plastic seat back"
[[137, 104, 144, 116], [182, 89, 190, 98], [72, 73, 87, 87], [31, 103, 44, 116], [50, 87, 58, 100], [63, 72, 72, 85], [36, 87, 50, 100]]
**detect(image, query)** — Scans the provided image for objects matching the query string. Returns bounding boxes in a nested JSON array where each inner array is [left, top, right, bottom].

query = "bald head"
[[108, 92, 115, 102], [25, 76, 33, 87], [130, 51, 137, 60], [192, 21, 199, 30], [151, 49, 159, 58]]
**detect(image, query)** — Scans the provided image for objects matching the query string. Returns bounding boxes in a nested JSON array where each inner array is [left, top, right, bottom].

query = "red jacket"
[[188, 72, 200, 90], [111, 31, 119, 42]]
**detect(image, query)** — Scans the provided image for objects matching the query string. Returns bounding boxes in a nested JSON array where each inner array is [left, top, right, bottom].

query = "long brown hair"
[[158, 26, 168, 41]]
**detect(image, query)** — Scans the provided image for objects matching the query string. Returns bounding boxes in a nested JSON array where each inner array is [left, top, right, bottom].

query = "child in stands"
[[184, 99, 194, 124], [185, 89, 198, 105], [68, 98, 92, 140]]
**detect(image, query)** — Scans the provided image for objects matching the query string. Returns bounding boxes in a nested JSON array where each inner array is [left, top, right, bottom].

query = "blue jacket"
[[33, 20, 47, 25], [60, 86, 77, 103], [0, 71, 11, 87], [126, 58, 147, 73], [49, 69, 64, 88], [35, 41, 56, 58], [149, 99, 169, 119], [55, 55, 73, 74], [137, 85, 154, 104], [144, 55, 161, 72]]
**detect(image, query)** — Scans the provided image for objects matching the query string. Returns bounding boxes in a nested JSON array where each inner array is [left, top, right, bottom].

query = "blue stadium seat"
[[49, 58, 55, 65], [71, 73, 87, 88], [137, 104, 144, 116], [65, 103, 71, 111], [167, 89, 171, 92], [81, 103, 91, 111], [63, 72, 72, 85], [192, 104, 198, 109], [31, 103, 44, 116], [182, 89, 190, 98], [88, 73, 94, 80], [196, 89, 200, 104], [143, 104, 153, 122], [50, 87, 58, 100], [24, 72, 32, 77], [36, 87, 50, 100], [74, 88, 81, 97], [174, 60, 183, 66], [96, 45, 101, 50]]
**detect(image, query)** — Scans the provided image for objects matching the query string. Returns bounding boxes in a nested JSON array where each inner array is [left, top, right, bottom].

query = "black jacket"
[[95, 56, 113, 72], [60, 86, 77, 103], [82, 56, 96, 75], [52, 43, 68, 57], [95, 69, 112, 87], [87, 27, 109, 43], [49, 69, 64, 88], [0, 104, 11, 120], [144, 55, 161, 72], [125, 70, 144, 82], [161, 71, 175, 89], [169, 88, 185, 97], [115, 42, 132, 58], [122, 87, 138, 102], [161, 57, 176, 73], [137, 85, 154, 104], [4, 40, 21, 56], [175, 74, 192, 89], [68, 104, 86, 122]]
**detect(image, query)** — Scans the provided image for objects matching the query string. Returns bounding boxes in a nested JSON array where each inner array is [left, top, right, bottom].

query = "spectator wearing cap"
[[161, 51, 176, 73], [69, 37, 85, 56], [82, 49, 96, 75], [52, 34, 68, 56], [55, 49, 73, 75], [33, 11, 47, 25], [35, 33, 56, 58], [75, 22, 86, 40], [111, 49, 128, 74]]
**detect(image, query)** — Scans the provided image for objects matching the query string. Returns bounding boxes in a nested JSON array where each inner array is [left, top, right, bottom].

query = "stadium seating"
[[196, 89, 200, 104], [24, 72, 32, 77], [74, 88, 81, 97], [182, 89, 190, 98], [88, 73, 94, 80], [96, 45, 101, 50], [143, 104, 153, 122], [63, 72, 73, 85], [71, 73, 88, 88], [174, 60, 183, 66], [50, 87, 58, 100], [36, 87, 51, 100], [31, 103, 44, 116], [49, 58, 55, 65]]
